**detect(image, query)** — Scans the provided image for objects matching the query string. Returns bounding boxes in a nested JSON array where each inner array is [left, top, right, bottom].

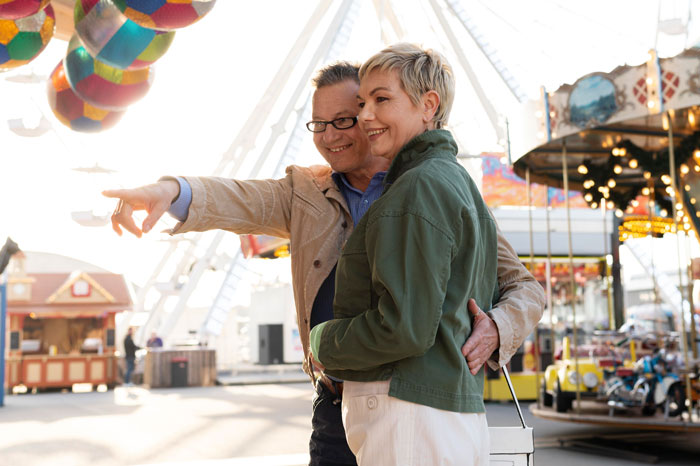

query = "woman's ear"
[[421, 90, 440, 126]]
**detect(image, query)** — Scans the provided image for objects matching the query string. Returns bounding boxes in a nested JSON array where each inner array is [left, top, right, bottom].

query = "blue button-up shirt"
[[310, 171, 386, 329]]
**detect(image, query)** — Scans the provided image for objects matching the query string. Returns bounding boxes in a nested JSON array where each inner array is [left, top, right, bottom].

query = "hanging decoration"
[[0, 0, 50, 20], [618, 215, 675, 242], [0, 2, 54, 70], [578, 130, 700, 216], [74, 0, 175, 70], [47, 61, 126, 133], [114, 0, 217, 31], [63, 34, 154, 111]]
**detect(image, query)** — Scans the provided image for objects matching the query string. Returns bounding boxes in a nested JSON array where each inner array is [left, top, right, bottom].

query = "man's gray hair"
[[359, 43, 455, 129], [312, 61, 360, 89]]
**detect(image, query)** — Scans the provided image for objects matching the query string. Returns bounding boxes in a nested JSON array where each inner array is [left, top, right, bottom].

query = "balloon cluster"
[[0, 1, 55, 71], [47, 0, 216, 133]]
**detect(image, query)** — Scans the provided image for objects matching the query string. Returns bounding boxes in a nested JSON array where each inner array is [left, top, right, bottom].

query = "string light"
[[607, 179, 616, 188], [607, 201, 615, 209], [619, 216, 675, 241], [661, 174, 672, 185], [584, 193, 593, 202], [577, 164, 588, 174], [660, 208, 668, 217], [644, 171, 651, 179], [681, 164, 689, 175], [612, 148, 620, 156], [591, 202, 598, 209], [614, 164, 623, 174], [628, 159, 638, 169], [642, 187, 650, 195]]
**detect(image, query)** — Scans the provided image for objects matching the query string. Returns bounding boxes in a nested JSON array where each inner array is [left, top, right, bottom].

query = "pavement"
[[1, 380, 700, 466]]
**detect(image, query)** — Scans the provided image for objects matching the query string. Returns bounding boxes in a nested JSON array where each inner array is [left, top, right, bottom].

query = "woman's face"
[[357, 69, 434, 160]]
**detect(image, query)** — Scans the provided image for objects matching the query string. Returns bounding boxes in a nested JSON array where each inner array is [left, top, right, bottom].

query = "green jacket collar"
[[384, 129, 458, 187]]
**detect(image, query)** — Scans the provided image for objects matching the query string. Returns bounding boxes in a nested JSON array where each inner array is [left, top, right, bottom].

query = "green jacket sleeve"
[[317, 212, 455, 371]]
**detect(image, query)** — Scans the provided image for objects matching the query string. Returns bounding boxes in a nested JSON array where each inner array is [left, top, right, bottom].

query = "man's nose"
[[322, 124, 342, 142]]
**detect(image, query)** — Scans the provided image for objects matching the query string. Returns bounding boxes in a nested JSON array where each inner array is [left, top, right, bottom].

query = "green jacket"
[[310, 129, 499, 413]]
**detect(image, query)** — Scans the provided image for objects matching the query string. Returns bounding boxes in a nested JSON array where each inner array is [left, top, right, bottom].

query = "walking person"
[[123, 327, 140, 386]]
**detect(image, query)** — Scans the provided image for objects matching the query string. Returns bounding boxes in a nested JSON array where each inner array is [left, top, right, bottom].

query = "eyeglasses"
[[305, 116, 358, 133]]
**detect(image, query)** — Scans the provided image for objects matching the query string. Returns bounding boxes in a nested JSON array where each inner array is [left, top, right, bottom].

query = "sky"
[[2, 0, 700, 305]]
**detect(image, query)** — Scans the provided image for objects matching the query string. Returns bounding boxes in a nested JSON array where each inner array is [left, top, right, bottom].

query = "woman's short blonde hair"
[[359, 43, 455, 129]]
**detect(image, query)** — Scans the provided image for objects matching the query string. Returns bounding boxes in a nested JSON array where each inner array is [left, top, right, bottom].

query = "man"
[[105, 62, 544, 466], [146, 332, 163, 349], [123, 327, 139, 386]]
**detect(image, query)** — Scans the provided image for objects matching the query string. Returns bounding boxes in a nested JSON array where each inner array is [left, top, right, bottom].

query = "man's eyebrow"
[[312, 110, 356, 120]]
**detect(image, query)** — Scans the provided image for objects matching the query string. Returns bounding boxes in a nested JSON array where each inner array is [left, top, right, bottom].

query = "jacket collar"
[[384, 129, 458, 187]]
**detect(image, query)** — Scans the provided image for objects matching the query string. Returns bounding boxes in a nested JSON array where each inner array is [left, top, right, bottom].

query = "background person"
[[123, 327, 140, 386]]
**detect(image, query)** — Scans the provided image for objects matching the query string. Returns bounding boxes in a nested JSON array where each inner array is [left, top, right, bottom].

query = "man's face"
[[311, 80, 372, 174]]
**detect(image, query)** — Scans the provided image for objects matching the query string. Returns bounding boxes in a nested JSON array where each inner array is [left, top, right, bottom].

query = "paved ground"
[[0, 383, 699, 466]]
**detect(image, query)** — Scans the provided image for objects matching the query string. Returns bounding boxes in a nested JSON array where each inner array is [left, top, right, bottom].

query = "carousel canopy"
[[510, 45, 700, 225]]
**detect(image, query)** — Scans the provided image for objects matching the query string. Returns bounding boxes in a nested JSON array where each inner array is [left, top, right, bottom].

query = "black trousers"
[[309, 379, 357, 466]]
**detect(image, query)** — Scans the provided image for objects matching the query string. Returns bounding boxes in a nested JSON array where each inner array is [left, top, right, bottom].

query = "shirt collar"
[[332, 171, 387, 194]]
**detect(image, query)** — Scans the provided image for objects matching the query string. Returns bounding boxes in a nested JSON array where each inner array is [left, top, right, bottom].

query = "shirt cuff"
[[163, 176, 192, 222], [309, 321, 328, 365]]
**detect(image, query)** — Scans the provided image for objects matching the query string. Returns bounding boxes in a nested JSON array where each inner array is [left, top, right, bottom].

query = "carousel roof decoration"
[[618, 215, 675, 242], [510, 45, 700, 240]]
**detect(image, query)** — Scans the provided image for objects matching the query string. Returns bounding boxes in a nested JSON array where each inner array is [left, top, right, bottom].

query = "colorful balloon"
[[114, 0, 216, 31], [74, 0, 175, 70], [0, 0, 50, 20], [47, 61, 125, 133], [0, 3, 54, 70], [64, 34, 154, 111]]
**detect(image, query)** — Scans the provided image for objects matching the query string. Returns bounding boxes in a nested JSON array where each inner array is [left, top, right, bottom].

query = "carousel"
[[510, 44, 700, 430]]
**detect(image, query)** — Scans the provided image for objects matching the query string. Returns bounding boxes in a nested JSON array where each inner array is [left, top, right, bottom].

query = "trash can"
[[171, 356, 188, 387]]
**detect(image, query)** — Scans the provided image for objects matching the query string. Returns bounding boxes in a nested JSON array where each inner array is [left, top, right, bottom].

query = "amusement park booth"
[[3, 254, 131, 391]]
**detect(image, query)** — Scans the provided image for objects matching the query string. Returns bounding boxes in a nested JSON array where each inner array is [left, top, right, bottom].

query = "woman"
[[309, 43, 497, 465]]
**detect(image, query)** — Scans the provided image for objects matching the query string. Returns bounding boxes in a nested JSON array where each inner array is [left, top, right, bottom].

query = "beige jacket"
[[175, 165, 544, 377]]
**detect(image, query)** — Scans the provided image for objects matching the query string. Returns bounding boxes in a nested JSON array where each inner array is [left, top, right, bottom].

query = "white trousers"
[[341, 380, 490, 466]]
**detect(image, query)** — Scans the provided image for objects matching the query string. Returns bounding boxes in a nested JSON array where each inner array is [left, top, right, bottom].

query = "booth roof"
[[8, 272, 132, 315]]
